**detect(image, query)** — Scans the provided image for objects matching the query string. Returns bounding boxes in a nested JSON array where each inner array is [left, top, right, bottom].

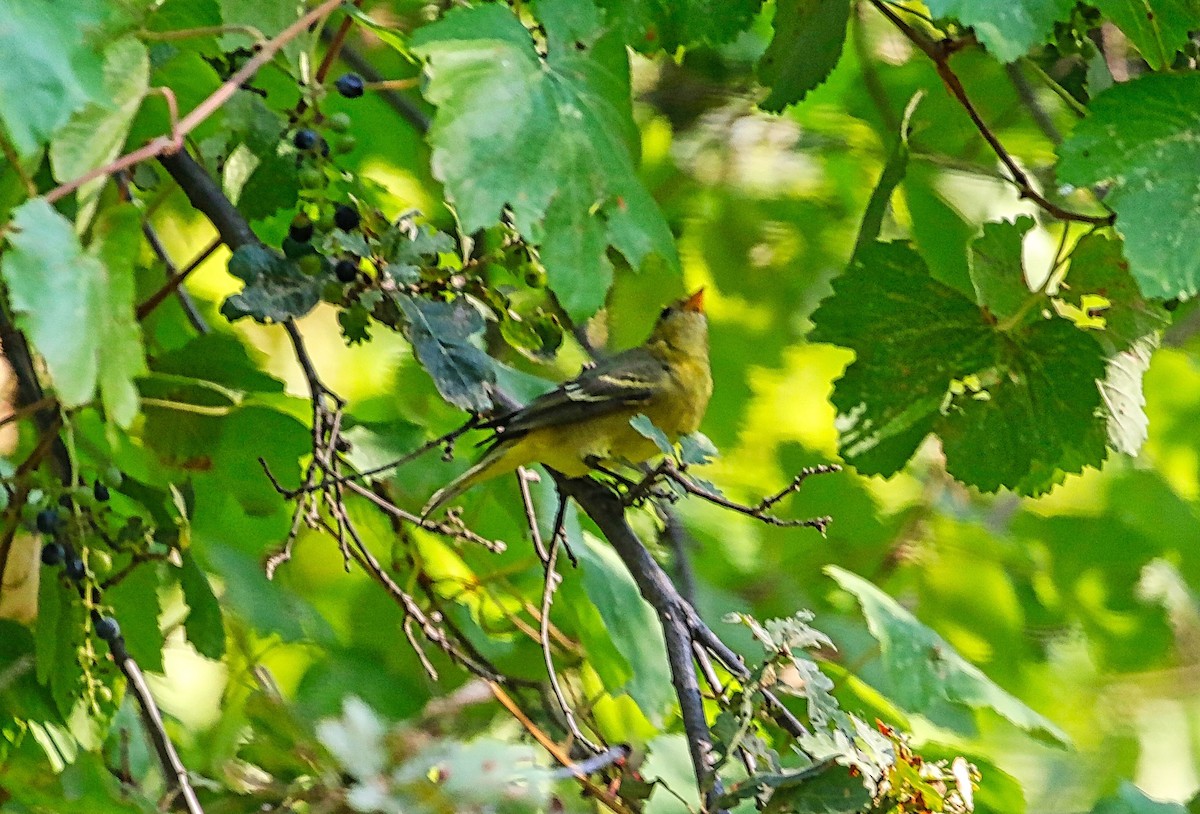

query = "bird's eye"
[[659, 306, 671, 319]]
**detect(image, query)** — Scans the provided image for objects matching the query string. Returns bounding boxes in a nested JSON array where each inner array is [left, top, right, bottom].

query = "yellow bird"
[[422, 289, 712, 517]]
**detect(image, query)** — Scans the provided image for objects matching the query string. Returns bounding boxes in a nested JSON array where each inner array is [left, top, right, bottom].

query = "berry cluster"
[[288, 73, 365, 191], [282, 202, 365, 285]]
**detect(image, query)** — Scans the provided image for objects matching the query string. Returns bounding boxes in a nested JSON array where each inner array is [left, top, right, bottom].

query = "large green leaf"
[[410, 0, 678, 321], [1058, 73, 1200, 300], [924, 0, 1074, 61], [809, 240, 1107, 493], [2, 200, 146, 426], [827, 566, 1070, 746], [757, 0, 851, 112], [0, 1, 108, 154]]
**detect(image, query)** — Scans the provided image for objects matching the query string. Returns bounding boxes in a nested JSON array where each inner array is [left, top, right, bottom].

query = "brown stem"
[[870, 0, 1113, 226]]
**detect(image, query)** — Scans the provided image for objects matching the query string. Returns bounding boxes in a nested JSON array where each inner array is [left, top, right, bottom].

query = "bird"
[[421, 289, 712, 517]]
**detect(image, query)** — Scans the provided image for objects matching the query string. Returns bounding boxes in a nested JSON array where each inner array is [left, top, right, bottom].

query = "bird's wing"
[[483, 349, 668, 439]]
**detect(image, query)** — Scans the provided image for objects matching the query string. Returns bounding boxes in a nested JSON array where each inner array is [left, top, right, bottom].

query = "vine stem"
[[870, 0, 1113, 226]]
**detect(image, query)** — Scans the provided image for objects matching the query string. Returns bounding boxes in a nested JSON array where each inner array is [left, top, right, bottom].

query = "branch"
[[107, 636, 206, 814], [664, 461, 836, 533], [870, 0, 1113, 226], [555, 476, 726, 812]]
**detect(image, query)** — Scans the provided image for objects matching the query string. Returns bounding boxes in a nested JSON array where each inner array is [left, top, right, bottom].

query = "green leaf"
[[810, 241, 1107, 493], [826, 566, 1071, 746], [88, 204, 149, 427], [35, 568, 85, 719], [852, 106, 912, 259], [1058, 73, 1200, 299], [758, 0, 851, 112], [679, 431, 718, 466], [968, 217, 1035, 324], [223, 90, 286, 156], [218, 0, 308, 69], [904, 164, 975, 298], [1065, 233, 1171, 351], [105, 562, 164, 673], [397, 295, 495, 414], [203, 544, 335, 645], [1090, 0, 1200, 69], [630, 413, 674, 457], [220, 243, 323, 323], [2, 199, 146, 425], [596, 0, 764, 51], [236, 151, 299, 222], [1093, 782, 1189, 814], [410, 0, 679, 321], [719, 763, 871, 814], [179, 551, 226, 660], [340, 419, 425, 474], [576, 529, 674, 723], [0, 1, 108, 154], [49, 37, 149, 225], [923, 0, 1074, 61]]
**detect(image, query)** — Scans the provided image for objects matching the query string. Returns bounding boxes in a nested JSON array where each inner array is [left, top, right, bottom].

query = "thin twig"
[[107, 637, 206, 814], [539, 509, 603, 755], [488, 682, 635, 814], [115, 172, 212, 332], [314, 0, 362, 84], [869, 0, 1113, 226], [664, 462, 834, 534]]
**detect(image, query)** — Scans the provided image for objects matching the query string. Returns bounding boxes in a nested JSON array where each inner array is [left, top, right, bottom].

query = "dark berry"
[[333, 205, 360, 231], [334, 259, 359, 283], [334, 73, 365, 98], [293, 128, 319, 150], [289, 214, 314, 243], [95, 616, 121, 641], [41, 542, 65, 566], [1165, 298, 1180, 312], [35, 508, 60, 535], [93, 481, 110, 502], [65, 558, 86, 581]]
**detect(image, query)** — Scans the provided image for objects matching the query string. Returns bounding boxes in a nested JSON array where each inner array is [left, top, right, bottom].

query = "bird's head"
[[648, 289, 708, 358]]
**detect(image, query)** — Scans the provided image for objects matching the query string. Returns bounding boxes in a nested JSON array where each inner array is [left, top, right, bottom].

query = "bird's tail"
[[420, 443, 512, 520]]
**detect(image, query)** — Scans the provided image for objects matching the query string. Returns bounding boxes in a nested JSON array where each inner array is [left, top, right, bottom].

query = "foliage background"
[[1, 0, 1199, 812]]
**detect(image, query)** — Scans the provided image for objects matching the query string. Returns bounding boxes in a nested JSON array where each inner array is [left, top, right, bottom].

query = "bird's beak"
[[681, 288, 705, 314]]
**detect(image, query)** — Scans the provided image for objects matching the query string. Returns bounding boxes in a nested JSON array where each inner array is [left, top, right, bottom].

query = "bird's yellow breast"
[[513, 350, 713, 478]]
